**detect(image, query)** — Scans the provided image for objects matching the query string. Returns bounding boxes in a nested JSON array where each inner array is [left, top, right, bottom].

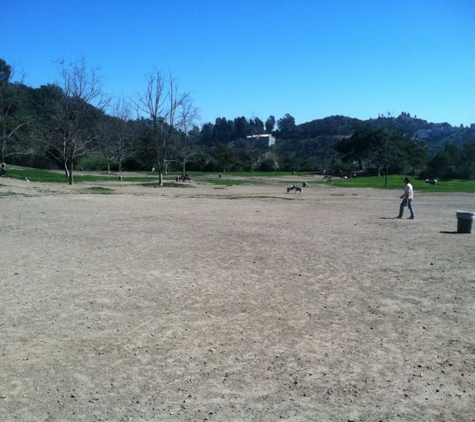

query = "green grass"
[[183, 171, 301, 178], [3, 167, 475, 193], [6, 167, 157, 183], [318, 175, 475, 193]]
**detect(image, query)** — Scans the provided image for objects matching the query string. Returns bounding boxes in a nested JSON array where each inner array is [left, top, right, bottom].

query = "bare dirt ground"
[[1, 176, 474, 422]]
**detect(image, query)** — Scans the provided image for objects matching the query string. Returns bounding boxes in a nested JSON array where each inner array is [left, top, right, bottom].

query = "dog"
[[286, 184, 303, 193]]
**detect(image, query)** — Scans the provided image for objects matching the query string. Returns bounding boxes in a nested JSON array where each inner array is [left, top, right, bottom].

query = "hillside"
[[288, 113, 475, 152]]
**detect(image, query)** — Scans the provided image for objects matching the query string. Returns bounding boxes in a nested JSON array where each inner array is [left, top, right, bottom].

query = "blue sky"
[[1, 0, 475, 127]]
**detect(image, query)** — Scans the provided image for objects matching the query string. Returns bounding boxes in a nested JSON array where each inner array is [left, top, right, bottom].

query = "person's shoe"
[[396, 216, 402, 219], [408, 217, 414, 219]]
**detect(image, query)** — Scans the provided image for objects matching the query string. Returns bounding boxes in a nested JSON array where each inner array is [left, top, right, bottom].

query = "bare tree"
[[45, 58, 109, 184], [134, 70, 197, 185], [176, 98, 200, 172], [177, 132, 200, 172], [99, 98, 134, 174]]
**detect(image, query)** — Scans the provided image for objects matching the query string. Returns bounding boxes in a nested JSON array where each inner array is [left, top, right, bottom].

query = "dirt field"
[[1, 176, 474, 422]]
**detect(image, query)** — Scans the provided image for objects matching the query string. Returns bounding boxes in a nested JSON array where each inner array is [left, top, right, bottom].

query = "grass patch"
[[0, 190, 18, 197], [317, 175, 475, 193], [177, 171, 300, 178], [85, 186, 114, 193], [0, 190, 33, 197], [4, 167, 475, 193], [226, 195, 295, 200], [203, 178, 262, 186], [7, 166, 157, 183]]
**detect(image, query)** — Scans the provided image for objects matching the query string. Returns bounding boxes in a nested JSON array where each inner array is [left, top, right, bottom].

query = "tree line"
[[2, 58, 475, 183]]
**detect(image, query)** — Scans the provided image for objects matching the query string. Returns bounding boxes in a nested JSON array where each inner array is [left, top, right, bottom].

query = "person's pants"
[[398, 198, 415, 218]]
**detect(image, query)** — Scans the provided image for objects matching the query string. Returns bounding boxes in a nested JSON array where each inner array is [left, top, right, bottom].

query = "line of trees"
[[421, 141, 475, 180], [333, 123, 475, 181], [1, 58, 202, 184], [2, 58, 475, 182]]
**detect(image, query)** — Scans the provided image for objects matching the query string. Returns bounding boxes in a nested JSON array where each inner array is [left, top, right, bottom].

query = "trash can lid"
[[456, 211, 475, 218]]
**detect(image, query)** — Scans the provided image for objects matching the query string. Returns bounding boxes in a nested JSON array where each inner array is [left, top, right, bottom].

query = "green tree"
[[378, 129, 412, 187], [213, 117, 234, 142], [200, 122, 214, 147], [459, 141, 475, 179], [424, 150, 453, 179], [250, 117, 264, 134], [277, 113, 296, 133], [335, 125, 385, 170], [335, 124, 412, 185], [407, 141, 429, 176], [265, 115, 275, 132], [233, 116, 250, 139], [212, 141, 236, 172], [0, 59, 30, 163], [335, 124, 375, 170], [257, 151, 279, 171]]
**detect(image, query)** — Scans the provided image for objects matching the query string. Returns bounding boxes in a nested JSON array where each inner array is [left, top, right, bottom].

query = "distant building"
[[471, 123, 475, 130], [246, 134, 276, 147]]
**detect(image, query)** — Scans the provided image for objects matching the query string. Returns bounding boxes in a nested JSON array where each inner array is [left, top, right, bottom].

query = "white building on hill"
[[246, 134, 276, 147]]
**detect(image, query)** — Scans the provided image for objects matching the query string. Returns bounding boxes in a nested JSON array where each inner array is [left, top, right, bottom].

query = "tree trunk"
[[68, 161, 74, 185]]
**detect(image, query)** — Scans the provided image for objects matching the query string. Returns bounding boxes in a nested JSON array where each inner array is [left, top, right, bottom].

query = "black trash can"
[[456, 211, 475, 233]]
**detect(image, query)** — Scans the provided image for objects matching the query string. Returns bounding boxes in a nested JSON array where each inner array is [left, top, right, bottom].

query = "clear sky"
[[1, 0, 475, 127]]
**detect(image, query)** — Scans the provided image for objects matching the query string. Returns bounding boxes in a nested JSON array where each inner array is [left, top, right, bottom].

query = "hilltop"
[[293, 113, 475, 153]]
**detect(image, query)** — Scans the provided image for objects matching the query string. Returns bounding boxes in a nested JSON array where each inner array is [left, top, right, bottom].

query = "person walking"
[[1, 162, 5, 177], [397, 177, 415, 219]]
